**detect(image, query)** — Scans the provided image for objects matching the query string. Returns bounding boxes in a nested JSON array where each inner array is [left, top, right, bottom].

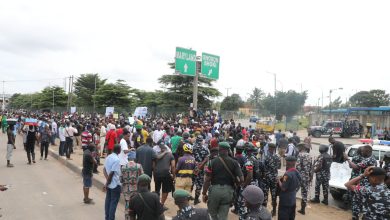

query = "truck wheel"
[[331, 190, 344, 201], [313, 131, 321, 138]]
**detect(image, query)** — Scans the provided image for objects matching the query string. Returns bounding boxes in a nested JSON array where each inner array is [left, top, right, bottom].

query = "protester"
[[64, 122, 78, 160], [6, 124, 16, 167], [103, 144, 122, 220], [105, 124, 117, 155], [154, 142, 175, 208], [39, 125, 51, 160], [136, 137, 157, 178], [26, 125, 38, 164], [58, 122, 66, 156], [119, 130, 131, 166], [121, 150, 143, 220], [82, 144, 97, 204]]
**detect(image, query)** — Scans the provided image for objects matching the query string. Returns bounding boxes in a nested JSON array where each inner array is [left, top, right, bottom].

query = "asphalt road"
[[0, 132, 124, 220]]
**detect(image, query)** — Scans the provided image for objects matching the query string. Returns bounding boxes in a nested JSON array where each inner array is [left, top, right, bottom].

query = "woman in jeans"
[[40, 125, 51, 160]]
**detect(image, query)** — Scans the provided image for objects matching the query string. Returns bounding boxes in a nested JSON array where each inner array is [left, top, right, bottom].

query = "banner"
[[105, 107, 114, 116], [25, 118, 38, 126], [70, 107, 76, 114], [133, 107, 148, 118]]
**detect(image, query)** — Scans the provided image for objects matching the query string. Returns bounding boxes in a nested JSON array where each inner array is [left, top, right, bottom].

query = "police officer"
[[345, 166, 390, 220], [202, 142, 244, 220], [263, 143, 281, 216], [345, 144, 377, 219], [192, 135, 209, 205], [242, 185, 272, 220], [380, 151, 390, 176], [344, 146, 363, 218], [296, 143, 312, 215], [311, 144, 332, 205], [172, 189, 210, 220], [277, 156, 301, 220], [237, 143, 259, 220], [232, 143, 247, 215]]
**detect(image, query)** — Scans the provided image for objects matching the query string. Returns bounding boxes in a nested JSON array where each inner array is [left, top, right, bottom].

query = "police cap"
[[285, 156, 297, 162]]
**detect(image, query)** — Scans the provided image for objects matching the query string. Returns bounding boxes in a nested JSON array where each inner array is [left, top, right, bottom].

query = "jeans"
[[50, 132, 56, 145], [65, 137, 73, 159], [40, 142, 49, 159], [105, 185, 121, 220], [59, 141, 66, 156]]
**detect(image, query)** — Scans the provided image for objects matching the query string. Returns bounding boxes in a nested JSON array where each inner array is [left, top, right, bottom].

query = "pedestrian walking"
[[39, 125, 51, 160], [103, 144, 122, 220], [121, 150, 143, 220], [136, 137, 157, 178], [241, 185, 272, 220], [311, 144, 332, 205], [296, 143, 312, 215], [26, 125, 38, 164], [58, 122, 66, 156], [154, 142, 175, 208], [172, 189, 210, 220], [175, 143, 196, 193], [202, 142, 244, 220], [82, 144, 97, 204], [277, 156, 301, 220], [100, 122, 107, 157], [6, 124, 16, 167], [50, 119, 57, 146], [129, 174, 165, 220], [263, 143, 281, 216]]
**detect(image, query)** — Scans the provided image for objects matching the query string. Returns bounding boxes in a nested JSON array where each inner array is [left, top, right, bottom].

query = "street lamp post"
[[329, 87, 343, 118]]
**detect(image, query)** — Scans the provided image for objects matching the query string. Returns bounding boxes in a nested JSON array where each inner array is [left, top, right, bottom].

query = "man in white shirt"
[[119, 130, 130, 166], [100, 122, 107, 157], [58, 122, 66, 156], [103, 144, 122, 220], [64, 122, 78, 160], [51, 120, 58, 146], [152, 126, 165, 144], [153, 141, 172, 154], [285, 138, 296, 157]]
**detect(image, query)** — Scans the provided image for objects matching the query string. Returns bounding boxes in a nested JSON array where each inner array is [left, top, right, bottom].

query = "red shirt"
[[106, 130, 117, 150], [116, 128, 123, 142], [210, 137, 219, 149]]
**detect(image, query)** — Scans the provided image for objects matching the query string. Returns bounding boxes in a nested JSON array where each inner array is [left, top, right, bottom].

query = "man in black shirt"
[[328, 137, 345, 163], [82, 144, 97, 204], [202, 142, 244, 220], [129, 174, 165, 220]]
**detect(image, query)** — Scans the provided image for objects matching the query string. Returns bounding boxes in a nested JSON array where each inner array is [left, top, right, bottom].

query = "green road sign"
[[201, 52, 219, 80], [175, 47, 197, 76]]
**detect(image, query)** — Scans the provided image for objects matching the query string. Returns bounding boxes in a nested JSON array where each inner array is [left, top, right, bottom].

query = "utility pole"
[[192, 60, 201, 111], [225, 88, 231, 97], [67, 76, 71, 111]]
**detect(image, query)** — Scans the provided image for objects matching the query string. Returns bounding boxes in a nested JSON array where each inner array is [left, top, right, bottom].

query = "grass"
[[274, 116, 309, 131]]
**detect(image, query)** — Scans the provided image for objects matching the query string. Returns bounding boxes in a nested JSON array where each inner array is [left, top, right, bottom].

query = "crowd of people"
[[1, 110, 389, 220]]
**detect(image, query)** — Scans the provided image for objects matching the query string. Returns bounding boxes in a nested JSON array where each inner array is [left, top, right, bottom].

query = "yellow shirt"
[[141, 129, 149, 144]]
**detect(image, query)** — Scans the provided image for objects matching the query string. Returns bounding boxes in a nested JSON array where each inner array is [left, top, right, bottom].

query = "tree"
[[8, 93, 32, 109], [349, 90, 390, 107], [94, 80, 136, 108], [324, 96, 343, 109], [247, 87, 265, 110], [263, 90, 307, 120], [74, 73, 106, 106], [158, 63, 221, 110], [38, 86, 68, 109], [220, 93, 244, 111]]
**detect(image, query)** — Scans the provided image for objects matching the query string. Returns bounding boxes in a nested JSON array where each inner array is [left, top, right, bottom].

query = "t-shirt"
[[136, 145, 157, 177], [170, 135, 182, 153], [155, 152, 174, 177], [106, 130, 118, 150], [119, 138, 129, 166], [81, 131, 93, 149], [82, 149, 94, 177], [176, 154, 196, 178], [104, 153, 121, 189], [141, 129, 149, 144]]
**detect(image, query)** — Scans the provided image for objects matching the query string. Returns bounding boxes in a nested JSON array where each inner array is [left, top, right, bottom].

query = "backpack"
[[292, 146, 299, 157]]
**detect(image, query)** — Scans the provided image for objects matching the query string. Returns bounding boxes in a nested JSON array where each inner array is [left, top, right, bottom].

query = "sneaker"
[[7, 164, 14, 168]]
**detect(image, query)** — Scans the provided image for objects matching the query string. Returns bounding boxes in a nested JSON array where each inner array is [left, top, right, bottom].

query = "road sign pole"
[[193, 71, 198, 110]]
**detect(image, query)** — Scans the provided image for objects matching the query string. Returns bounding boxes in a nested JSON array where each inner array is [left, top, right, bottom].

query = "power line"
[[3, 77, 66, 83]]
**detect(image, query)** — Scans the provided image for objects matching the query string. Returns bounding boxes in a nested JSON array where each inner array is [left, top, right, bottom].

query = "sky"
[[1, 0, 390, 106]]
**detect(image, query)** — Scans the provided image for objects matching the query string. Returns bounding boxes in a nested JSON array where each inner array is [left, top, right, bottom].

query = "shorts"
[[83, 175, 92, 188], [155, 176, 173, 193], [175, 177, 192, 192]]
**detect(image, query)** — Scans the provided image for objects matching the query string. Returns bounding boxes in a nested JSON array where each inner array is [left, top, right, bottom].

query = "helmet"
[[245, 142, 256, 152], [183, 143, 193, 154], [183, 132, 190, 139], [319, 144, 329, 153], [196, 135, 203, 143]]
